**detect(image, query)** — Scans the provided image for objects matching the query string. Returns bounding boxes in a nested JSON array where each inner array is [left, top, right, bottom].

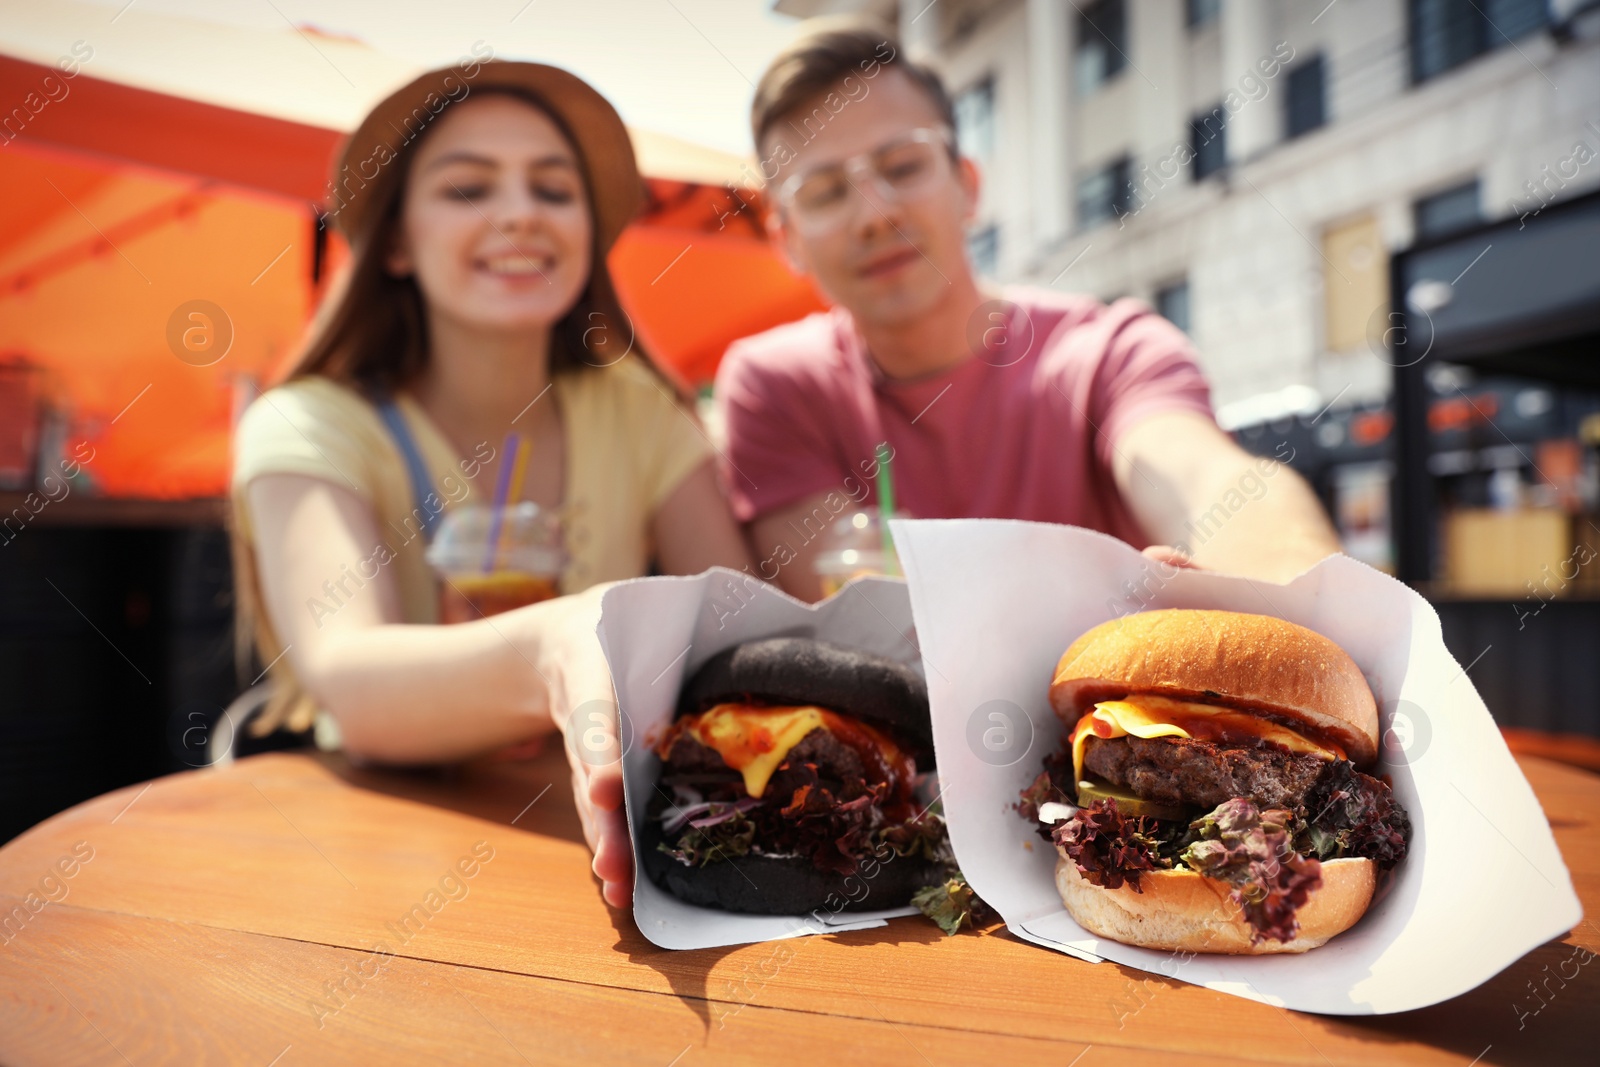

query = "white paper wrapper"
[[598, 569, 931, 950], [890, 517, 1582, 1015]]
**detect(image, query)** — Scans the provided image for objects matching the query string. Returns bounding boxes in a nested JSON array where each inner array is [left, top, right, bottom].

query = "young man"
[[717, 22, 1342, 600]]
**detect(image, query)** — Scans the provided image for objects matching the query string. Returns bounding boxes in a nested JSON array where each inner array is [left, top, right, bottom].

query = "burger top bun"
[[676, 637, 933, 762], [1054, 853, 1376, 954], [1049, 609, 1379, 766]]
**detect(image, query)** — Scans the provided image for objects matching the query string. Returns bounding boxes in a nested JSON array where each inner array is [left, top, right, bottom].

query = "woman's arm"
[[252, 474, 633, 905], [248, 465, 744, 909], [247, 473, 583, 764]]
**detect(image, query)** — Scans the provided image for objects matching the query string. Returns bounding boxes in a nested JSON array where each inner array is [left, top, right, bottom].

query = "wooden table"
[[2, 747, 1595, 1066]]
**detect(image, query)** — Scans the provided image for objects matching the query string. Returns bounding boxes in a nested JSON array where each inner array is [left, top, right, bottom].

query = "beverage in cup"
[[426, 502, 566, 624], [813, 506, 903, 597]]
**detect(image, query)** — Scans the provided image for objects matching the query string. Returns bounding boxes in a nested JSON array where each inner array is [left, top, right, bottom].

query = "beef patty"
[[662, 728, 868, 796], [1082, 734, 1330, 811]]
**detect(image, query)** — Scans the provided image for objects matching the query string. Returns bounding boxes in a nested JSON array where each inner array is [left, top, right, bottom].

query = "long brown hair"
[[232, 87, 641, 737]]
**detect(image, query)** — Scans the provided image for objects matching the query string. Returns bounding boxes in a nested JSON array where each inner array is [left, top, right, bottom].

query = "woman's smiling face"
[[388, 93, 593, 333]]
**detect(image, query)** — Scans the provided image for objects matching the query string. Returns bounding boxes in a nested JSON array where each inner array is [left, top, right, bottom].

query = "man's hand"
[[1141, 544, 1200, 572]]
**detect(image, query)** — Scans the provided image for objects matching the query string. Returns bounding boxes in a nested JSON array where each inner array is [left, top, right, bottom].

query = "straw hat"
[[327, 59, 644, 253]]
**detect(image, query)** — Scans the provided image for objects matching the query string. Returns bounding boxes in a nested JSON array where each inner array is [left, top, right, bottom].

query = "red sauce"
[[818, 711, 917, 805], [718, 719, 780, 764], [1163, 706, 1269, 746]]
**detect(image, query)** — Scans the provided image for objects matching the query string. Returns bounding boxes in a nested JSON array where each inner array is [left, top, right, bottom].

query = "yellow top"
[[229, 358, 713, 739]]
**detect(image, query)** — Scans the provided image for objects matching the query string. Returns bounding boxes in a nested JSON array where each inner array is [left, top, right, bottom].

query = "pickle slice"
[[1075, 778, 1189, 822]]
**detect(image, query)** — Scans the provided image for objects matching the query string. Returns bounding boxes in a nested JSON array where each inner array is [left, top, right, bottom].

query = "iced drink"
[[426, 503, 565, 624], [813, 507, 902, 597], [438, 571, 560, 623]]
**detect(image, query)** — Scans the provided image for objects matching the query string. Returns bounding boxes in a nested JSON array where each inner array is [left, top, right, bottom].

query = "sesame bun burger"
[[1017, 610, 1411, 954], [642, 638, 952, 915]]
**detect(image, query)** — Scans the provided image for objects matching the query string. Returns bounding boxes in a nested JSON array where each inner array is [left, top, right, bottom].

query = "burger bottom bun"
[[639, 817, 946, 916], [1053, 854, 1375, 955]]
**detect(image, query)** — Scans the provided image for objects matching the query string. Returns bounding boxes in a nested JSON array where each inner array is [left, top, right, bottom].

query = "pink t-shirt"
[[714, 287, 1214, 548]]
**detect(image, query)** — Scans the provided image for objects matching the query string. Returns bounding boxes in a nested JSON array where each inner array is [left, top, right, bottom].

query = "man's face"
[[762, 69, 979, 329]]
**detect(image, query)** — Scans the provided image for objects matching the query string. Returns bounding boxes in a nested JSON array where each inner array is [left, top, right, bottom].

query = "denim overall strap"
[[375, 396, 442, 542]]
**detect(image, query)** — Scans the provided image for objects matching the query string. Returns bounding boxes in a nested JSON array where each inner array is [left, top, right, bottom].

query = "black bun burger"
[[641, 637, 953, 915]]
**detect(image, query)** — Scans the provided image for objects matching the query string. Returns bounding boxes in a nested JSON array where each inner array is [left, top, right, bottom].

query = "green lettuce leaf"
[[912, 871, 992, 935], [659, 811, 757, 866]]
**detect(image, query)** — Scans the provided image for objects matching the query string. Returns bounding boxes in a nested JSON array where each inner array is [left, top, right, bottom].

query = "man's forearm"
[[1176, 459, 1343, 583]]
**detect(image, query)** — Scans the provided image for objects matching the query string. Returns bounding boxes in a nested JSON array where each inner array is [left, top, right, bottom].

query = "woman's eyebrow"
[[423, 151, 577, 173], [423, 150, 497, 172]]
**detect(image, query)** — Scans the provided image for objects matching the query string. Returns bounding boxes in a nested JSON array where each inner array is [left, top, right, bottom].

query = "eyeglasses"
[[774, 126, 955, 235]]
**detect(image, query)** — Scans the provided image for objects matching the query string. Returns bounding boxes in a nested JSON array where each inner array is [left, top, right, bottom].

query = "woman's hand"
[[532, 584, 634, 909], [484, 734, 548, 762], [572, 738, 632, 909]]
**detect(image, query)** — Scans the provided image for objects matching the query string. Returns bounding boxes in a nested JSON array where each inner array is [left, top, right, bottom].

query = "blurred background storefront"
[[2, 0, 1598, 840]]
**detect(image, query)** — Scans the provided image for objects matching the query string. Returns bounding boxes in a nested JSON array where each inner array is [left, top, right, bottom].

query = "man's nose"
[[844, 167, 907, 239]]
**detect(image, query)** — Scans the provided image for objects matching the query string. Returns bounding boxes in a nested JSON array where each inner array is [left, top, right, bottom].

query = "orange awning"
[[0, 53, 823, 498], [616, 182, 825, 388]]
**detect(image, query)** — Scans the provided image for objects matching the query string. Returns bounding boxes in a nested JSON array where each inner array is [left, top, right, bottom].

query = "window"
[[967, 225, 999, 277], [1156, 279, 1191, 334], [1076, 156, 1133, 230], [1190, 105, 1228, 180], [947, 0, 992, 45], [954, 77, 995, 163], [1323, 215, 1387, 352], [1409, 0, 1549, 84], [1414, 181, 1481, 240], [1285, 55, 1326, 139], [1074, 0, 1127, 96], [1187, 0, 1220, 29]]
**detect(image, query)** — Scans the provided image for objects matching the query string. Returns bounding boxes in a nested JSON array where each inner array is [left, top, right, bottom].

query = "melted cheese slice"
[[1069, 694, 1344, 785], [676, 704, 828, 798]]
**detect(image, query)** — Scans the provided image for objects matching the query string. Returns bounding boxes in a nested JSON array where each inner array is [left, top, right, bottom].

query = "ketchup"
[[818, 711, 918, 806]]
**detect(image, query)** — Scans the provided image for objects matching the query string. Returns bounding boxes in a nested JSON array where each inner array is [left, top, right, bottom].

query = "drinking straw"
[[875, 440, 898, 576], [495, 434, 534, 570], [482, 431, 520, 573]]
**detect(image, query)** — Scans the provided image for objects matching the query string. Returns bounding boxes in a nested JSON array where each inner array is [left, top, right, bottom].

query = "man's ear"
[[957, 156, 982, 225], [765, 207, 807, 276]]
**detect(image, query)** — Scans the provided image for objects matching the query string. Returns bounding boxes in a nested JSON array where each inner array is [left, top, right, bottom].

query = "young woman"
[[230, 62, 748, 906]]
